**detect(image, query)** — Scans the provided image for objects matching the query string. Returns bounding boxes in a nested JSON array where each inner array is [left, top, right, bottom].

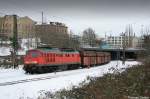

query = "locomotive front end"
[[23, 50, 42, 73]]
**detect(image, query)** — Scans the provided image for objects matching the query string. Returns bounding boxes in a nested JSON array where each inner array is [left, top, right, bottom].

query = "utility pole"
[[122, 32, 126, 65], [0, 16, 1, 46], [42, 11, 44, 24], [11, 15, 18, 68], [35, 30, 39, 48], [27, 26, 30, 50]]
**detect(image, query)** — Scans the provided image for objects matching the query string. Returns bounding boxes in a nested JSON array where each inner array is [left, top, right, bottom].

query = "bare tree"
[[82, 28, 97, 47]]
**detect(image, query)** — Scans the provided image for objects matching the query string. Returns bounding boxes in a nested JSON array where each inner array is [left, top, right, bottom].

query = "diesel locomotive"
[[23, 47, 111, 74]]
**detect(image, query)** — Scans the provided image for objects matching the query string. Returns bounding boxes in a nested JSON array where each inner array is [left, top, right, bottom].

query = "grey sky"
[[0, 0, 150, 37]]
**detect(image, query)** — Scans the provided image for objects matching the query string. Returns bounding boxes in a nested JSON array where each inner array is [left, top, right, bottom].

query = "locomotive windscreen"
[[26, 50, 41, 58], [31, 52, 40, 58]]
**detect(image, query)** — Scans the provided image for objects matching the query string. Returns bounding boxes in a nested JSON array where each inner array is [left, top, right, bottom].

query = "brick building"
[[35, 22, 69, 48], [18, 16, 36, 38], [0, 15, 14, 39], [0, 15, 36, 39]]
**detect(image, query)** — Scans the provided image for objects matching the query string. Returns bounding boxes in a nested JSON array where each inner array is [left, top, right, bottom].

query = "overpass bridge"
[[81, 48, 144, 60]]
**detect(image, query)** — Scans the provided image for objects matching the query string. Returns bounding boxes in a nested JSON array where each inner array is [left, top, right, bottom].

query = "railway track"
[[0, 61, 112, 87], [0, 68, 86, 86], [0, 75, 58, 86]]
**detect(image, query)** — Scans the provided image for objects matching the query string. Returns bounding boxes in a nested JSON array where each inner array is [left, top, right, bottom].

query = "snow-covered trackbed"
[[0, 68, 96, 86]]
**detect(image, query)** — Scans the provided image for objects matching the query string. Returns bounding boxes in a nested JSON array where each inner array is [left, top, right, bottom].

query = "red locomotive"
[[23, 47, 111, 74]]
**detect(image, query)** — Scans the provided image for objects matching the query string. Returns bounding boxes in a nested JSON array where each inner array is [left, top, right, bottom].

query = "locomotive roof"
[[32, 48, 79, 53]]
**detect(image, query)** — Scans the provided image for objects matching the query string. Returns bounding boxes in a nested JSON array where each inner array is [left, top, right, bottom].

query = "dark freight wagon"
[[80, 51, 111, 68]]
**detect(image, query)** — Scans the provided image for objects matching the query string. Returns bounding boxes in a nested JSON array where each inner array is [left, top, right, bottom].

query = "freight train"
[[23, 47, 111, 74]]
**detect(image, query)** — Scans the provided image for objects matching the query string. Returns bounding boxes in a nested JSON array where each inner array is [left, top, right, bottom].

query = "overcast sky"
[[0, 0, 150, 37]]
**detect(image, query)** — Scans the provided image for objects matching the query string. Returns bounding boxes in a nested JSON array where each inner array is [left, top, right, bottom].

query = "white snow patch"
[[0, 61, 140, 99], [0, 38, 37, 56], [0, 47, 11, 56]]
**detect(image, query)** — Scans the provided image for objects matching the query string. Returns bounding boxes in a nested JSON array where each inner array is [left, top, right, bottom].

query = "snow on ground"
[[0, 61, 140, 99], [0, 38, 37, 56], [0, 47, 11, 56]]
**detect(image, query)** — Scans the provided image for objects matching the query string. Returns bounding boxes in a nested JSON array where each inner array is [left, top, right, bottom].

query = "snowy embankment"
[[0, 61, 139, 99]]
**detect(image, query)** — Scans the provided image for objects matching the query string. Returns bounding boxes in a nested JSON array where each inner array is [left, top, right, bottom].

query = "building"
[[106, 36, 125, 48], [35, 22, 68, 48], [0, 17, 4, 41], [106, 35, 144, 49], [69, 34, 81, 49], [18, 16, 36, 38], [0, 15, 36, 39], [133, 36, 144, 48], [0, 15, 14, 39]]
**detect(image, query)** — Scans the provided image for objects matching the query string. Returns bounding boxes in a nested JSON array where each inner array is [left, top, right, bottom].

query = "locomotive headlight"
[[32, 61, 38, 64], [25, 61, 38, 64]]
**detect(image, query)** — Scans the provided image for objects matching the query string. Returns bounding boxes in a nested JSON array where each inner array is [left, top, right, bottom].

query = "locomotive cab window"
[[31, 52, 40, 58]]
